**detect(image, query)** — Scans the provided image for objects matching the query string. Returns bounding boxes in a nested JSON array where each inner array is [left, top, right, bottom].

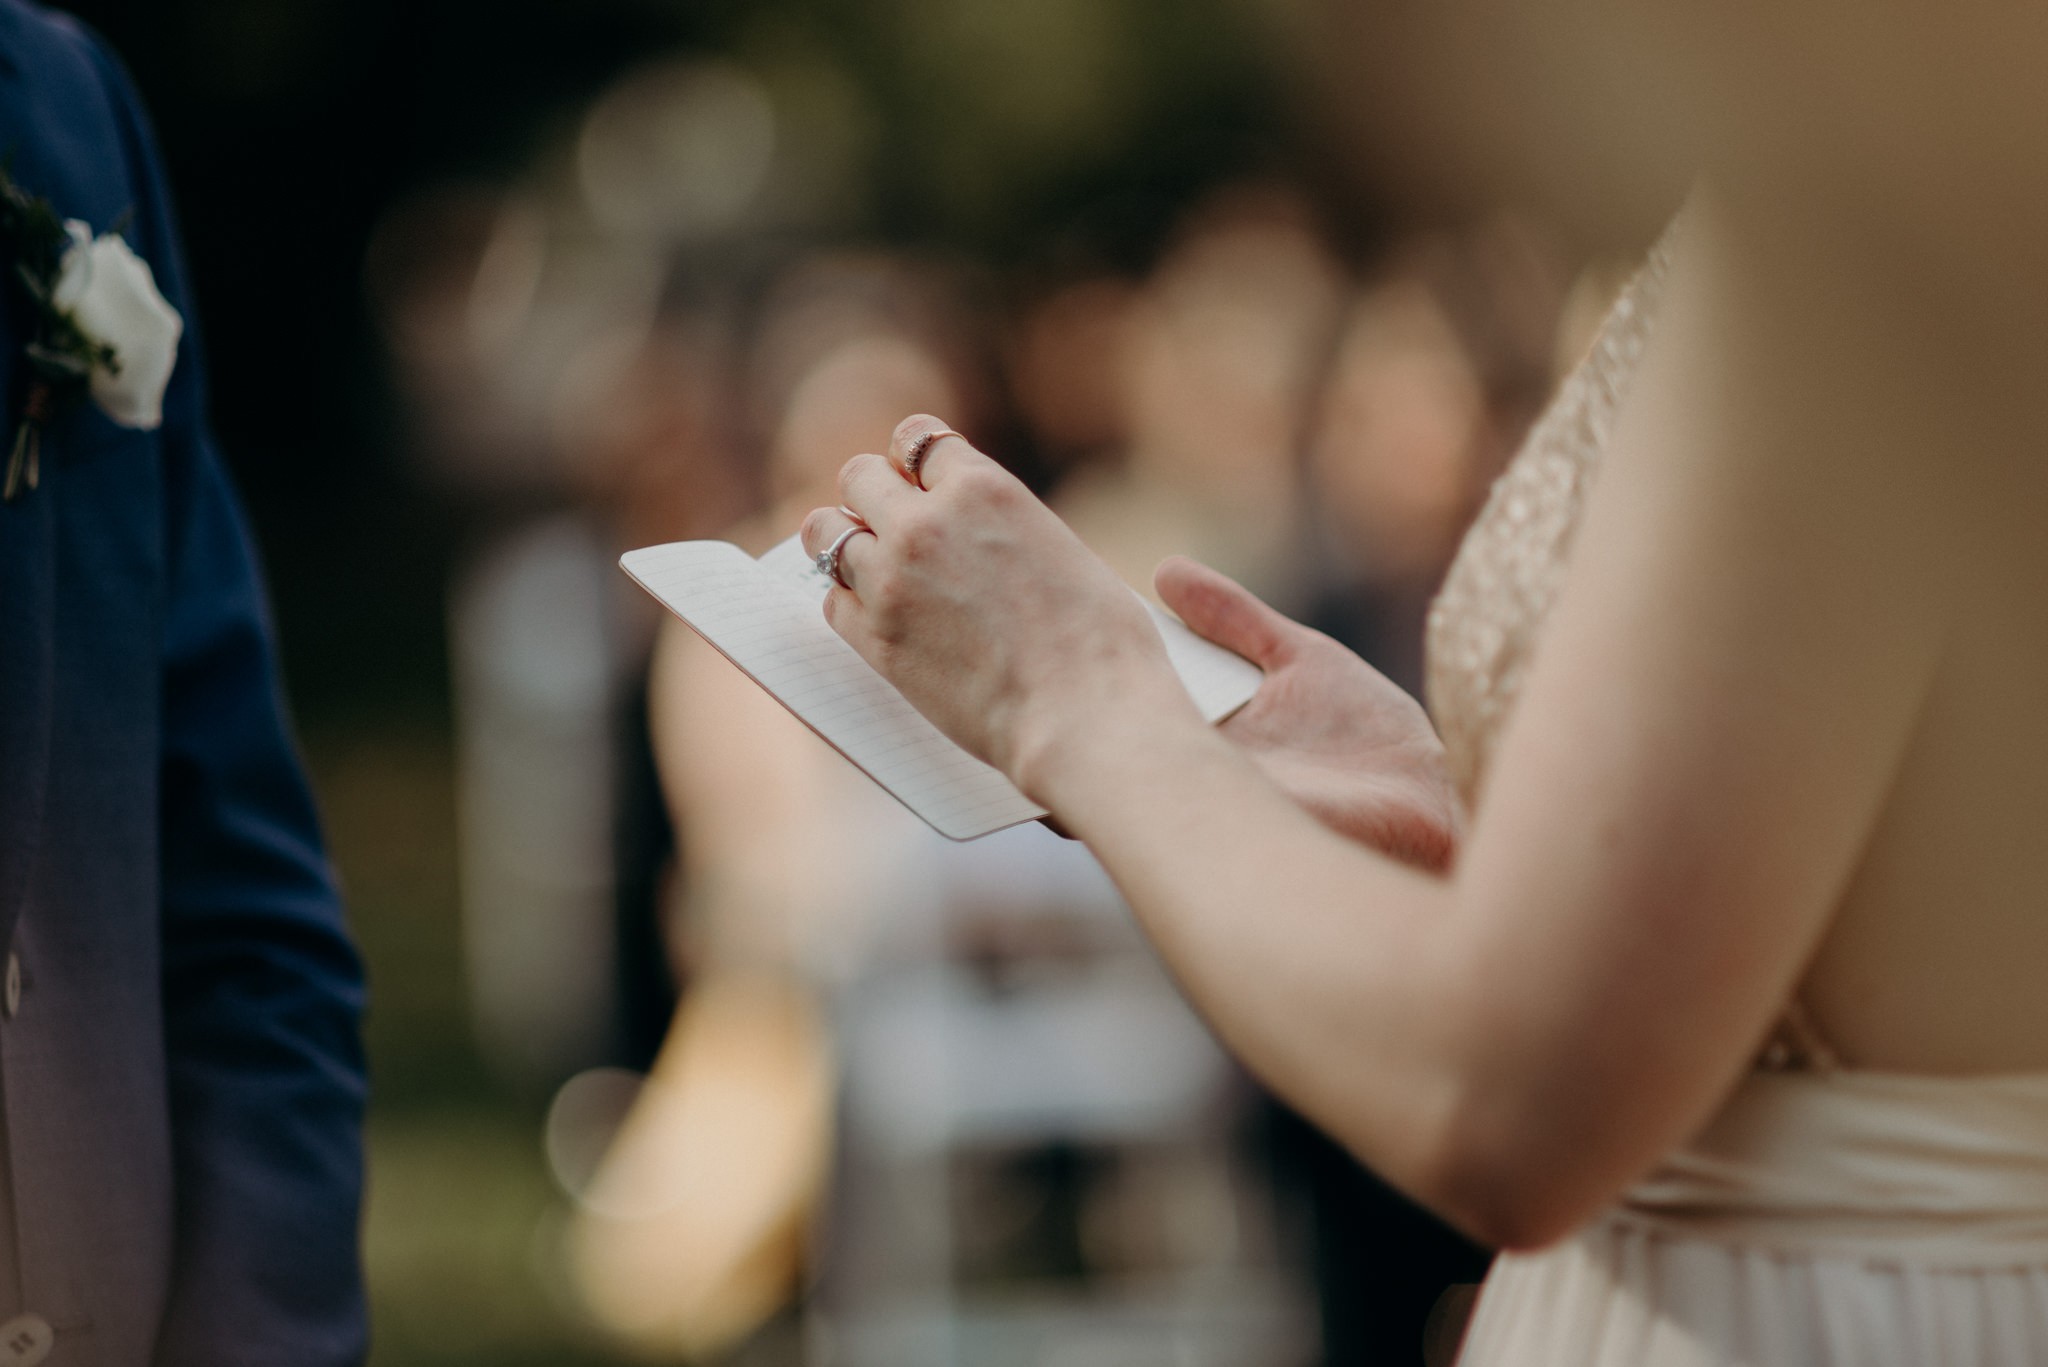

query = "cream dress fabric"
[[1424, 231, 2048, 1364]]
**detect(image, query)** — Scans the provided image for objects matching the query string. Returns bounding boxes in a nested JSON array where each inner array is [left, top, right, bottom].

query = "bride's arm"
[[805, 202, 1951, 1248]]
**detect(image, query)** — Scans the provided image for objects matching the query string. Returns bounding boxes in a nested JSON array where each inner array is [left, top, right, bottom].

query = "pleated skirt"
[[1455, 1070, 2048, 1366]]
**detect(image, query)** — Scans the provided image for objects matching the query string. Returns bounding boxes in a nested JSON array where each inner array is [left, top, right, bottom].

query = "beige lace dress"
[[1423, 232, 2048, 1365]]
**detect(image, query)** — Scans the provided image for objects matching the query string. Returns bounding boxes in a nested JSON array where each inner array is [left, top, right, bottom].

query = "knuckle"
[[863, 571, 910, 639], [873, 610, 911, 653], [838, 450, 884, 497], [875, 563, 908, 609], [952, 465, 1014, 514], [895, 513, 941, 560], [893, 413, 935, 447], [953, 470, 993, 507]]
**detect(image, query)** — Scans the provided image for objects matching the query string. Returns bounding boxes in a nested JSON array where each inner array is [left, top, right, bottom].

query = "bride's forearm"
[[1025, 698, 1514, 1233]]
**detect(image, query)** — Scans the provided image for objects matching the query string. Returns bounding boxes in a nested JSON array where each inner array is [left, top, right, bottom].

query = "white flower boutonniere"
[[53, 219, 183, 430], [0, 163, 184, 501]]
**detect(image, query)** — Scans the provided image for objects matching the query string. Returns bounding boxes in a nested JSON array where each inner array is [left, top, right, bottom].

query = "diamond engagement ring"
[[903, 427, 967, 490], [816, 524, 875, 590]]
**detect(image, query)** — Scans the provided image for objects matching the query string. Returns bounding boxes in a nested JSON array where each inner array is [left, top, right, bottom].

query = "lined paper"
[[621, 537, 1263, 841]]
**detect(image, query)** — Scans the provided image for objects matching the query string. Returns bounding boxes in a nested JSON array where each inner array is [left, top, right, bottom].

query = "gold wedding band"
[[903, 428, 966, 490]]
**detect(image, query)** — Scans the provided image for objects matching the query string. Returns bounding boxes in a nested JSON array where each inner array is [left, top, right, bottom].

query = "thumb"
[[1154, 556, 1300, 671]]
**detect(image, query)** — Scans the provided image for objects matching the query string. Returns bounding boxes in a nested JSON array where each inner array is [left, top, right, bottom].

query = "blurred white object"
[[818, 821, 1317, 1367], [452, 515, 626, 1088], [842, 961, 1229, 1156]]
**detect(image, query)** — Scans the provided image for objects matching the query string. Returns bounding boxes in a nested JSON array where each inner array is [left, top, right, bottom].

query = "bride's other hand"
[[799, 415, 1198, 791], [1155, 557, 1463, 873]]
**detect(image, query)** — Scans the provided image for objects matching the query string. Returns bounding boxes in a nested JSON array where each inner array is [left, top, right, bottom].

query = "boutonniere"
[[0, 163, 183, 501]]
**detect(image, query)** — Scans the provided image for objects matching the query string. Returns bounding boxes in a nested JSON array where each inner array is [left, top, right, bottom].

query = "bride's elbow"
[[1434, 1172, 1593, 1253], [1411, 1095, 1615, 1252]]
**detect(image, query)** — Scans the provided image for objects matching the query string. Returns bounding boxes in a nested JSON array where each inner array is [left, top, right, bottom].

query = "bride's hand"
[[1155, 557, 1464, 872], [799, 416, 1197, 792]]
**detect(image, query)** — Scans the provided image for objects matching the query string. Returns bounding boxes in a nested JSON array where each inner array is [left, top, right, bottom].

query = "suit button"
[[0, 1314, 52, 1366], [2, 953, 18, 1020]]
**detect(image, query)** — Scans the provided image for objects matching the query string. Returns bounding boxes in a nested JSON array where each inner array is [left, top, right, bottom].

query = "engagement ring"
[[816, 524, 874, 590]]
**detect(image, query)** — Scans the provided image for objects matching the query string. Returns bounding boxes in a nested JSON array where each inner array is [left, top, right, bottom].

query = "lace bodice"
[[1423, 222, 1841, 1073], [1424, 233, 1674, 809]]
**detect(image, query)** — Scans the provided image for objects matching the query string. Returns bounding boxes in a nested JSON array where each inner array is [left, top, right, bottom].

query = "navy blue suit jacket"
[[0, 4, 367, 1363]]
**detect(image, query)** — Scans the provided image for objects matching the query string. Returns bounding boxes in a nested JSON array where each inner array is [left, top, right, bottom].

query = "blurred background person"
[[445, 295, 757, 1095], [1007, 273, 1139, 485], [1055, 186, 1346, 614], [1302, 217, 1566, 696], [643, 251, 996, 995], [1305, 272, 1490, 691], [574, 254, 990, 1356]]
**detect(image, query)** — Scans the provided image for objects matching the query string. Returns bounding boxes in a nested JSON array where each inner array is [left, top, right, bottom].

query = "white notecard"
[[620, 535, 1263, 841]]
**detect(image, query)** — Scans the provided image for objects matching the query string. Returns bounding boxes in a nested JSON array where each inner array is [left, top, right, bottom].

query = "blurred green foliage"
[[711, 0, 1297, 257], [307, 729, 592, 1364]]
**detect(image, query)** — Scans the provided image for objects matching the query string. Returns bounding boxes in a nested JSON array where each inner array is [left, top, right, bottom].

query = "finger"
[[1037, 815, 1081, 841], [838, 451, 917, 532], [889, 413, 985, 490], [798, 506, 879, 594], [1154, 556, 1300, 671], [798, 504, 859, 561]]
